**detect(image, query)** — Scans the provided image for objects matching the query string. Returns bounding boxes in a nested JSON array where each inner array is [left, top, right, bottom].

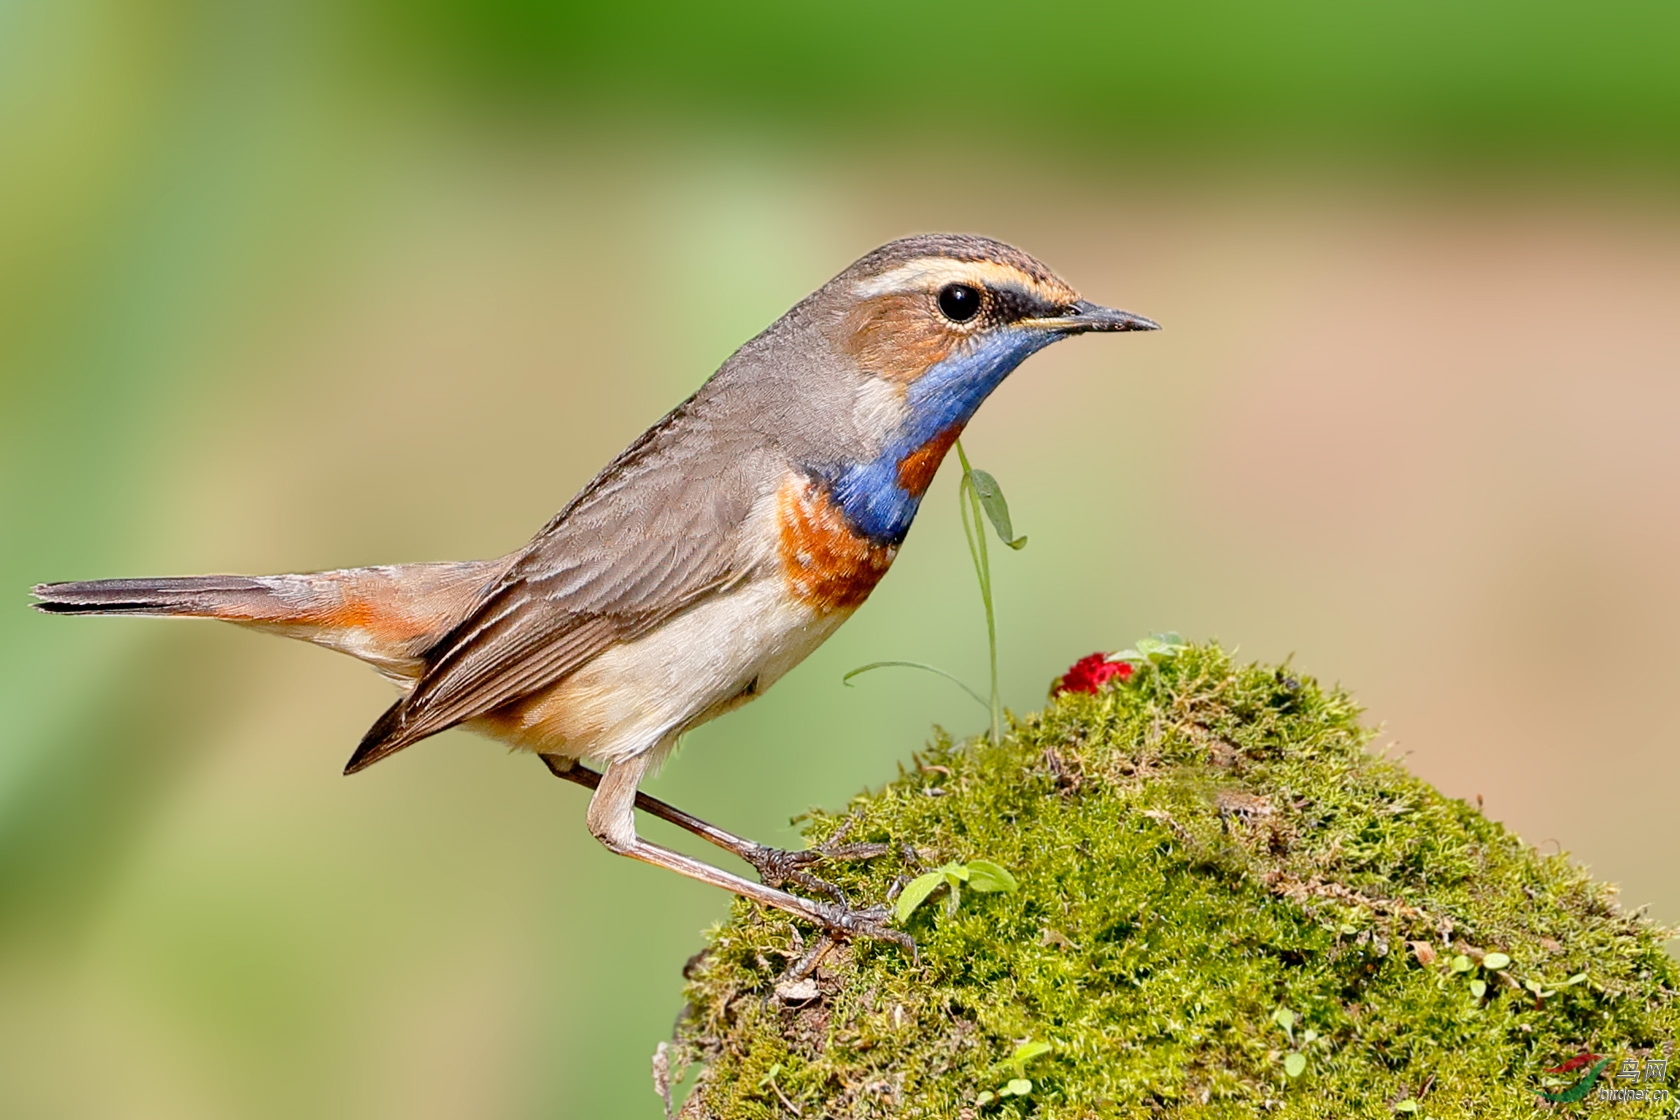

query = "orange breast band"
[[777, 475, 897, 613]]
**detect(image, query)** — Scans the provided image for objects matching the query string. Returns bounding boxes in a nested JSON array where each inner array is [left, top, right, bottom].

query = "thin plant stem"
[[955, 440, 1001, 745], [842, 661, 991, 712]]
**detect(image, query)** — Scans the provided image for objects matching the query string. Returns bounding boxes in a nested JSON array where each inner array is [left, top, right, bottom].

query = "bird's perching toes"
[[743, 818, 891, 906], [805, 901, 916, 954]]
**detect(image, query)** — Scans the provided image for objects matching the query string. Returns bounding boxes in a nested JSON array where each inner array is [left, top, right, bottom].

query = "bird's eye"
[[937, 283, 982, 323]]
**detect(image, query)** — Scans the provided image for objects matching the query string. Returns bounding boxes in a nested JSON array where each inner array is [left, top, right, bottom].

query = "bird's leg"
[[541, 753, 760, 858], [575, 752, 912, 951], [540, 754, 887, 904]]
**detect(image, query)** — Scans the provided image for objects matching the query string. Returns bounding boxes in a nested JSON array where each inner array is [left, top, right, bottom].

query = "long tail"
[[33, 575, 288, 618], [32, 561, 505, 683]]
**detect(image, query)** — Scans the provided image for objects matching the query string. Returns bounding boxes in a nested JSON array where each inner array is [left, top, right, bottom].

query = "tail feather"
[[33, 560, 506, 684], [343, 700, 409, 775], [32, 576, 279, 618], [34, 560, 512, 771]]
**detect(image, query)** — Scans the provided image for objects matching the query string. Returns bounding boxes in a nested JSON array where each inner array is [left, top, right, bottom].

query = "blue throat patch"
[[823, 327, 1060, 545]]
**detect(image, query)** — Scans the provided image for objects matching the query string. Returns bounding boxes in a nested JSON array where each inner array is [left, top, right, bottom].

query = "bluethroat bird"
[[33, 235, 1157, 943]]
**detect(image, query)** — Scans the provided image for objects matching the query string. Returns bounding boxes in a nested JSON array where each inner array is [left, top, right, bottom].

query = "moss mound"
[[667, 645, 1678, 1118]]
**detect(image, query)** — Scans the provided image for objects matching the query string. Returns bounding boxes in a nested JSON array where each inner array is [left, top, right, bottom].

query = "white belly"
[[474, 574, 852, 766]]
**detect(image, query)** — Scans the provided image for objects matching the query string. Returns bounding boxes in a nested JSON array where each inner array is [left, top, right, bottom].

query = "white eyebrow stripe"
[[853, 258, 1048, 299]]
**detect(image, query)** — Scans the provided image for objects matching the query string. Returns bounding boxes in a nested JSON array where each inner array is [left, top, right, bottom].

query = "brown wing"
[[344, 402, 778, 773]]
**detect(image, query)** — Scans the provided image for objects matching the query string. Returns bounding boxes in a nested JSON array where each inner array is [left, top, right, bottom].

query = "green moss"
[[668, 645, 1678, 1118]]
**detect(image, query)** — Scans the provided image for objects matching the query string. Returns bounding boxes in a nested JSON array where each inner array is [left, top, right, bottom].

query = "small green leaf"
[[1003, 1078, 1033, 1096], [1301, 1029, 1318, 1045], [1482, 952, 1511, 970], [1562, 972, 1588, 987], [964, 860, 1019, 893], [943, 862, 971, 884], [1470, 979, 1487, 999], [1451, 954, 1473, 972], [1011, 1040, 1052, 1065], [895, 871, 947, 922], [975, 1090, 994, 1105], [1394, 1101, 1420, 1113], [1133, 632, 1187, 660], [967, 469, 1027, 549], [1284, 1052, 1307, 1078], [1271, 1008, 1296, 1033]]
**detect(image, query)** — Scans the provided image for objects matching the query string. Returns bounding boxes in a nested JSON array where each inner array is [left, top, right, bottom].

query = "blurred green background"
[[3, 2, 1678, 1116]]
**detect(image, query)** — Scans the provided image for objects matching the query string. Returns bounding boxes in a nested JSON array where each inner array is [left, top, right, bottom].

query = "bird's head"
[[806, 234, 1157, 543], [835, 234, 1158, 388]]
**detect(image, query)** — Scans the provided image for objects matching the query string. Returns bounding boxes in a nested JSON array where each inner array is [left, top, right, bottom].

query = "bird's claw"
[[812, 902, 916, 954], [745, 844, 826, 883], [744, 838, 890, 906], [742, 824, 908, 950]]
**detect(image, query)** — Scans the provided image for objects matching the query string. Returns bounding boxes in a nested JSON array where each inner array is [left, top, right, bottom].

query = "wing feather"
[[345, 400, 778, 772]]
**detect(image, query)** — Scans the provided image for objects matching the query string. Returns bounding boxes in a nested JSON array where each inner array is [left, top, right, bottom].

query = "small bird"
[[33, 234, 1157, 941]]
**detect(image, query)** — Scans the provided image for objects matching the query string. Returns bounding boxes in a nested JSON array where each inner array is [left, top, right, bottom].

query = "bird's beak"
[[1024, 300, 1161, 334]]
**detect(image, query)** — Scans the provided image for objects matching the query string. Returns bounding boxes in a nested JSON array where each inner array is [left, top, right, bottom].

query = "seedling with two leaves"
[[1115, 631, 1188, 665], [894, 858, 1019, 923], [1272, 1007, 1317, 1079], [975, 1040, 1054, 1107]]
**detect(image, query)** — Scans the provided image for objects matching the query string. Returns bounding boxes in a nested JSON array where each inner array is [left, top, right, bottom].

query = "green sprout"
[[975, 1040, 1054, 1106], [1272, 1007, 1315, 1079], [844, 439, 1027, 744], [895, 858, 1019, 923], [1440, 950, 1530, 1005], [1115, 631, 1188, 664]]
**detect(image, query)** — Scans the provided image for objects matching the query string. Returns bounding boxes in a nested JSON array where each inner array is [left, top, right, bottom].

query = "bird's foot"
[[742, 820, 908, 950], [744, 824, 890, 906], [809, 901, 916, 954]]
